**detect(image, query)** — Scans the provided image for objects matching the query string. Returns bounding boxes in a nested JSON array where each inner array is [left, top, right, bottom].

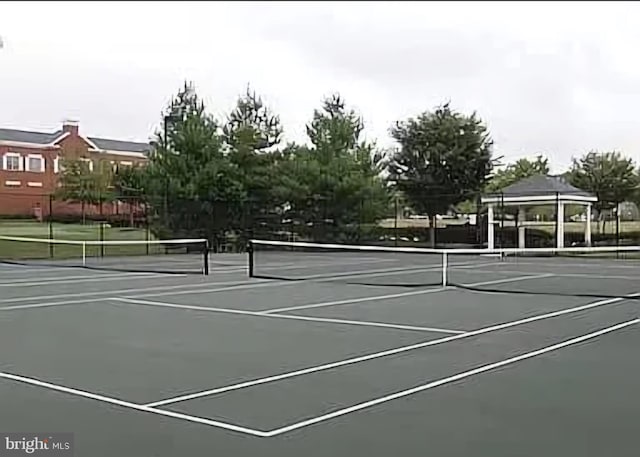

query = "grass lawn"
[[0, 219, 161, 260], [378, 217, 640, 235]]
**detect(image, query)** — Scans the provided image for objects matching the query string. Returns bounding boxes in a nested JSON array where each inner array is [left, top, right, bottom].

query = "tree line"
[[55, 81, 640, 246]]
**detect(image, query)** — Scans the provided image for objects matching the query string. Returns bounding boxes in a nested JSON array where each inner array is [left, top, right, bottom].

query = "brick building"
[[0, 120, 150, 218]]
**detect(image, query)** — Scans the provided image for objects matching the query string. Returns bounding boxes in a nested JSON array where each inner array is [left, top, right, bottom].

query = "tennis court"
[[0, 239, 638, 457]]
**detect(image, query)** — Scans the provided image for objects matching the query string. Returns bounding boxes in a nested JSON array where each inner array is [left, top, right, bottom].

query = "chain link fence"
[[1, 190, 639, 251]]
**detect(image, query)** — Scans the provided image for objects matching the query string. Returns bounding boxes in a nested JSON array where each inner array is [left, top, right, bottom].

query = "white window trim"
[[4, 180, 21, 187], [99, 149, 146, 158], [26, 153, 45, 173], [2, 152, 23, 171], [79, 157, 94, 172], [119, 160, 133, 167], [27, 181, 43, 187], [54, 156, 60, 174]]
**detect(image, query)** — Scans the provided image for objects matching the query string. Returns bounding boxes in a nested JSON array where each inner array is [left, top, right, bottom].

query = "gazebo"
[[481, 175, 597, 249]]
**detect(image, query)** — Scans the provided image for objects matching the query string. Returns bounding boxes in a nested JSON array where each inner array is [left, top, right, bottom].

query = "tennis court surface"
[[0, 241, 638, 457]]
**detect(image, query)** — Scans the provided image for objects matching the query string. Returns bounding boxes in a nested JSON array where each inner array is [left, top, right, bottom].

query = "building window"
[[119, 161, 133, 167], [54, 156, 60, 174], [4, 180, 21, 187], [27, 181, 43, 188], [2, 152, 23, 171], [79, 157, 94, 172], [26, 154, 45, 173]]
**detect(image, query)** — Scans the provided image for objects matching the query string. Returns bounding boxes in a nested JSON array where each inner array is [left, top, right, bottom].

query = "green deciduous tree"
[[55, 158, 114, 223], [387, 102, 495, 246], [113, 164, 149, 226], [486, 154, 550, 192], [567, 151, 639, 232]]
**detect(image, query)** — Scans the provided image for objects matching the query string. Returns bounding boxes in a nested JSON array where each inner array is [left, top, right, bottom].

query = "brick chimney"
[[62, 119, 79, 136]]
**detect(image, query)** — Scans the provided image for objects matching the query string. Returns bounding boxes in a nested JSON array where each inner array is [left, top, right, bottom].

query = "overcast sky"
[[1, 1, 640, 172]]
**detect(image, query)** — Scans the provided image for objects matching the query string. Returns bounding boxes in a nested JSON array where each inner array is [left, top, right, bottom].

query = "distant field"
[[378, 217, 640, 235], [0, 219, 151, 241], [0, 219, 154, 260]]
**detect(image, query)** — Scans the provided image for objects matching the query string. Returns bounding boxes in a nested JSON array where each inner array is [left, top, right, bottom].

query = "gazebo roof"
[[482, 174, 597, 205]]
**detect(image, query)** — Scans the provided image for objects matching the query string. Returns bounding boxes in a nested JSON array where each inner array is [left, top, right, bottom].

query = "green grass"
[[0, 219, 160, 260]]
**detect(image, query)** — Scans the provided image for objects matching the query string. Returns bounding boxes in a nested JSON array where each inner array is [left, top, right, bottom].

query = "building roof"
[[87, 137, 151, 154], [0, 128, 62, 145], [482, 174, 597, 204], [500, 174, 593, 198], [0, 126, 150, 154]]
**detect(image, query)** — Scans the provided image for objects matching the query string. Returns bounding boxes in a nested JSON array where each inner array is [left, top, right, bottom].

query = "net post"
[[441, 251, 448, 287], [203, 239, 210, 276], [247, 240, 254, 277], [82, 242, 86, 267]]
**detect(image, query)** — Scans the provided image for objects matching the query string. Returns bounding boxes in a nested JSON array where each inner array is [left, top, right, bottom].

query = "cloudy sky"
[[1, 1, 639, 172]]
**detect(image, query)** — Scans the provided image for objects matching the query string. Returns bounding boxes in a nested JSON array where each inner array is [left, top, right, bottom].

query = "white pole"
[[441, 251, 448, 287], [585, 203, 592, 246], [557, 202, 565, 248], [82, 242, 86, 266], [517, 206, 526, 249], [487, 204, 495, 250]]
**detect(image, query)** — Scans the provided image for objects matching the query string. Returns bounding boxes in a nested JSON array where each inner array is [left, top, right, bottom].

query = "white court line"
[[0, 279, 263, 304], [0, 371, 268, 437], [272, 260, 501, 283], [455, 268, 640, 282], [143, 289, 634, 408], [263, 273, 552, 314], [0, 272, 184, 288], [264, 318, 640, 437], [121, 263, 495, 302], [501, 259, 640, 271], [112, 297, 466, 335], [0, 319, 635, 438], [263, 289, 449, 314], [0, 298, 97, 311], [0, 271, 164, 284]]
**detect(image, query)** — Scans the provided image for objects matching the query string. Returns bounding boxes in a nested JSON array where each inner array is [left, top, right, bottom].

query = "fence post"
[[48, 194, 54, 258], [99, 222, 105, 257], [615, 202, 620, 258], [394, 195, 398, 248], [554, 192, 560, 250], [499, 192, 505, 249], [145, 202, 150, 255]]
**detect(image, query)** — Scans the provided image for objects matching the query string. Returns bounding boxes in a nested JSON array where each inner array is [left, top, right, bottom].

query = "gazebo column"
[[517, 206, 526, 248], [556, 201, 565, 248], [585, 203, 592, 246], [487, 204, 495, 250]]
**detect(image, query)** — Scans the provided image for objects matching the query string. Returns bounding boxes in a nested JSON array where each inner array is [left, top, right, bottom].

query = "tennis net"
[[248, 239, 640, 299], [0, 236, 210, 275]]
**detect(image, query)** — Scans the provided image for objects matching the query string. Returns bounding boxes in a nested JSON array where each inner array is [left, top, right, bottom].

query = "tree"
[[145, 82, 245, 244], [113, 164, 149, 226], [222, 86, 287, 237], [282, 94, 389, 242], [567, 151, 639, 232], [486, 154, 550, 192], [223, 85, 283, 152], [55, 158, 114, 223], [387, 102, 495, 246]]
